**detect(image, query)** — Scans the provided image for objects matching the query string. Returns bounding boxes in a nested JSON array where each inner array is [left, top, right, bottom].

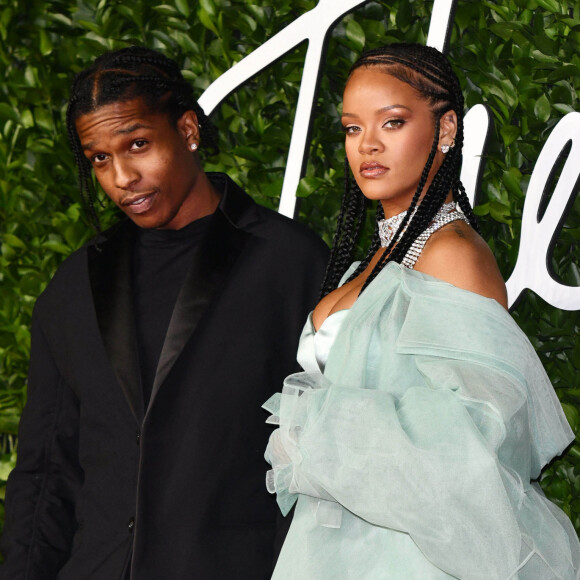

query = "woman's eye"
[[384, 119, 404, 129], [342, 125, 360, 135]]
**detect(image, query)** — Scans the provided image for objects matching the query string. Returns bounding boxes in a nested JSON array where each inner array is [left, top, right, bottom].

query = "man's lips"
[[121, 192, 157, 215], [359, 162, 388, 178]]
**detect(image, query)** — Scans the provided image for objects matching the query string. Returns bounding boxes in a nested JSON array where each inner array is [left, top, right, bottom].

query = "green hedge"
[[0, 0, 578, 543]]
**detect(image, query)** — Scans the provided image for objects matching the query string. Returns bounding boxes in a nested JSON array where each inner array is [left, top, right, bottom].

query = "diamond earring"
[[440, 144, 450, 154], [190, 143, 198, 151]]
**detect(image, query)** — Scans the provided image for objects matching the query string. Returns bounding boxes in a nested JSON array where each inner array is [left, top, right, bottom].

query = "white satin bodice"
[[297, 310, 349, 374]]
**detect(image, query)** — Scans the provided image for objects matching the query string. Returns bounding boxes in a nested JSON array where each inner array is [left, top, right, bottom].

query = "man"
[[1, 46, 328, 579]]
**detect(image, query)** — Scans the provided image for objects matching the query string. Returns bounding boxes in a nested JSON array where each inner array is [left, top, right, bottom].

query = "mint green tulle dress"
[[264, 262, 580, 579]]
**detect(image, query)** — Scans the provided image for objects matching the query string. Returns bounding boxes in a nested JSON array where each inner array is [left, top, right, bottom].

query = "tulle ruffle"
[[265, 263, 579, 579], [264, 372, 343, 527]]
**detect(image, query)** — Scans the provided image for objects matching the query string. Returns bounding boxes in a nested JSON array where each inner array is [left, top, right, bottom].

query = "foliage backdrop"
[[0, 0, 579, 545]]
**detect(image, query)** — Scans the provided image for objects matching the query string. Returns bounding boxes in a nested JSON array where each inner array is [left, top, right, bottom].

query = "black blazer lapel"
[[149, 211, 250, 407], [88, 222, 144, 423]]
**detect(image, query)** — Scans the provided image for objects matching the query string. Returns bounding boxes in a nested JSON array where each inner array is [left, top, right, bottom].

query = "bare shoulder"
[[414, 219, 508, 309]]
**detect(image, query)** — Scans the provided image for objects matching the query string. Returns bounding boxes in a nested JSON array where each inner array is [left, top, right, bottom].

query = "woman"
[[264, 43, 580, 579]]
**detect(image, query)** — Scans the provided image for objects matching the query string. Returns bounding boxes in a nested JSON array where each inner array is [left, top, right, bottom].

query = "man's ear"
[[438, 110, 458, 150], [177, 110, 200, 151]]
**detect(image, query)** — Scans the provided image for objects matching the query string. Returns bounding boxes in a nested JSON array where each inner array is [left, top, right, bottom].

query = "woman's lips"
[[122, 192, 157, 215], [359, 162, 388, 178]]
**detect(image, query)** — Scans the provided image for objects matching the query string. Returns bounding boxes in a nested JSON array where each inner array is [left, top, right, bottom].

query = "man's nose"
[[114, 158, 140, 190]]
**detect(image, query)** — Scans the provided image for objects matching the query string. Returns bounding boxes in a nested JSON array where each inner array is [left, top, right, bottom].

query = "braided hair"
[[319, 43, 479, 298], [66, 46, 219, 231]]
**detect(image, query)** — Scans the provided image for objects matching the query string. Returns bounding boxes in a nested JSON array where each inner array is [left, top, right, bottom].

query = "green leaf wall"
[[0, 0, 578, 545]]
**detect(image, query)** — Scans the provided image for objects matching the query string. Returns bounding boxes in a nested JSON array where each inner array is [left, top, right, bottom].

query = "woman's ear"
[[438, 110, 458, 152], [177, 110, 200, 152]]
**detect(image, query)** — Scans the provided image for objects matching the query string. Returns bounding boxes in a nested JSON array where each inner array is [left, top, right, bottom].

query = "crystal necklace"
[[377, 201, 468, 269]]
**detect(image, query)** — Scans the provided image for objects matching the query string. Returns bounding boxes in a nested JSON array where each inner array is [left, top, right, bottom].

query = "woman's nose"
[[358, 128, 384, 154]]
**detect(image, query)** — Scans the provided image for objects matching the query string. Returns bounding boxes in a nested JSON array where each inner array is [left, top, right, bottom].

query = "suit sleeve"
[[1, 309, 82, 578]]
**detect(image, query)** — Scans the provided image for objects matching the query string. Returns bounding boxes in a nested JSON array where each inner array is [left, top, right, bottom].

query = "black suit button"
[[128, 517, 135, 533], [136, 432, 140, 445]]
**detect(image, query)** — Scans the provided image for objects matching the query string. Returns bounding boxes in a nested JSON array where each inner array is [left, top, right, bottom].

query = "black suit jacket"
[[1, 174, 329, 579]]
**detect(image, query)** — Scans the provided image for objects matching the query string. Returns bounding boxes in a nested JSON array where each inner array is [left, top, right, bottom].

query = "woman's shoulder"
[[414, 220, 508, 309]]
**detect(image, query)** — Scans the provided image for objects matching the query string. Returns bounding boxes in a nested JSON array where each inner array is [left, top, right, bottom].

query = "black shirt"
[[132, 215, 213, 404]]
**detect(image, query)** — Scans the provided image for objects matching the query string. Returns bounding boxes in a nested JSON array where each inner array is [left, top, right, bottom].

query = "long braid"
[[66, 46, 219, 232], [320, 43, 477, 297], [335, 201, 384, 291], [455, 180, 479, 230], [319, 158, 367, 296]]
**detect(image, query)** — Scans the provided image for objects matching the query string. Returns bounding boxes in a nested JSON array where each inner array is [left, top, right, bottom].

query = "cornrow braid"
[[66, 46, 219, 231], [320, 42, 479, 297]]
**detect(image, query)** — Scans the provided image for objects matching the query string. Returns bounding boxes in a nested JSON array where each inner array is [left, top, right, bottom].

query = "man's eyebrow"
[[341, 104, 411, 118], [81, 123, 155, 150], [113, 122, 155, 135]]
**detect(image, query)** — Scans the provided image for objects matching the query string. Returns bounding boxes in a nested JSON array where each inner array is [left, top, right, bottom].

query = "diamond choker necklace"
[[378, 202, 457, 248]]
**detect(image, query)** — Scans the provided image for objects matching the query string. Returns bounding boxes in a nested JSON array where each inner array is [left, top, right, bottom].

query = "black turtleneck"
[[132, 215, 213, 405]]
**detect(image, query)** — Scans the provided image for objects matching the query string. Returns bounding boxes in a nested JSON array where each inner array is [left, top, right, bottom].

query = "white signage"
[[199, 0, 579, 311], [199, 0, 369, 216], [505, 113, 580, 310]]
